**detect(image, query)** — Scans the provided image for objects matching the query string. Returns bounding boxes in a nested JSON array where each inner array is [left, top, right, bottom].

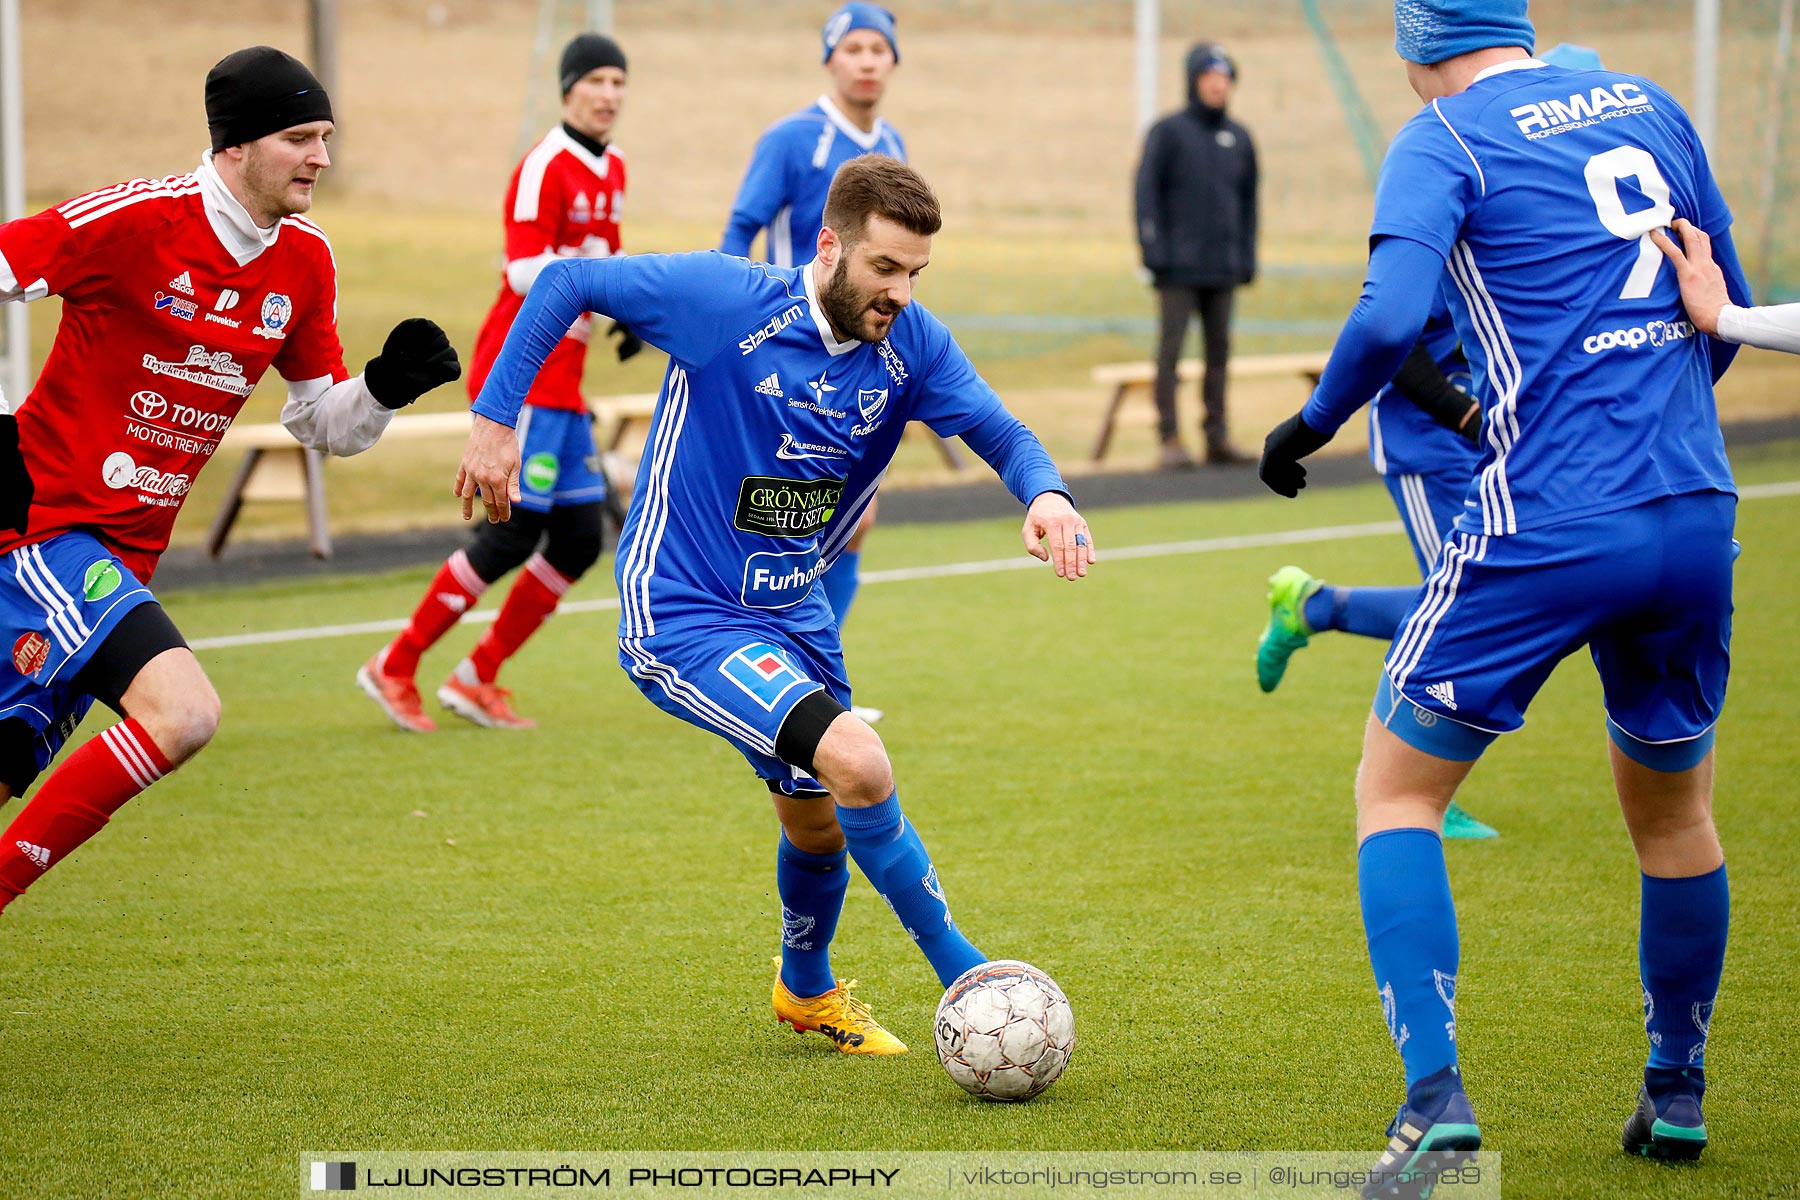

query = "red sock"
[[0, 718, 172, 911], [468, 553, 572, 683], [384, 549, 488, 678]]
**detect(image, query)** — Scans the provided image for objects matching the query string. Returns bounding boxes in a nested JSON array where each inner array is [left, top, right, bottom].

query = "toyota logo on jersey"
[[130, 391, 168, 420]]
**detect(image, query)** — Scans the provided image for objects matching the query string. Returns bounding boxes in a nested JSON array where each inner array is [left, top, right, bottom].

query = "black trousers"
[[1153, 284, 1235, 446]]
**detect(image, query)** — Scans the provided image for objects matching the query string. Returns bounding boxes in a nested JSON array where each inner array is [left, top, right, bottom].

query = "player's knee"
[[544, 505, 604, 579], [465, 507, 548, 581], [816, 717, 892, 806], [136, 680, 222, 765]]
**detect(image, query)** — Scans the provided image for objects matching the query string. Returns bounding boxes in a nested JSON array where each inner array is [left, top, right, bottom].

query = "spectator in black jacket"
[[1135, 42, 1259, 468]]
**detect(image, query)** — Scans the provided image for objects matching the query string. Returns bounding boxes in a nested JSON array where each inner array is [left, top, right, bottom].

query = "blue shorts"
[[1383, 469, 1468, 579], [1379, 491, 1734, 757], [515, 405, 605, 513], [619, 619, 850, 796], [0, 532, 156, 780]]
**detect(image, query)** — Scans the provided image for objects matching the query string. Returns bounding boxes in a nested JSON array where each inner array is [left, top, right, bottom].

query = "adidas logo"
[[753, 373, 783, 398], [168, 271, 194, 296], [1425, 680, 1458, 710], [436, 592, 470, 614], [15, 840, 50, 868]]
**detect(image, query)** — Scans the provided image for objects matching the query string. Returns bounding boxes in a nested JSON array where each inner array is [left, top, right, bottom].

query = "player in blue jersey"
[[1256, 1, 1749, 1185], [721, 4, 907, 716], [1258, 297, 1498, 839], [457, 155, 1093, 1055]]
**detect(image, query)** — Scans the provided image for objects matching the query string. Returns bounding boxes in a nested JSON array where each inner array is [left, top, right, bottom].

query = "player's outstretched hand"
[[365, 318, 463, 409], [0, 413, 32, 536], [1259, 411, 1333, 498], [1022, 491, 1095, 580], [607, 321, 643, 363], [1649, 219, 1729, 336], [455, 414, 522, 524]]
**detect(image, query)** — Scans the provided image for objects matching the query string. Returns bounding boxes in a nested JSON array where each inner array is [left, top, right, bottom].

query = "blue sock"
[[836, 792, 985, 987], [776, 834, 848, 998], [1304, 586, 1416, 640], [822, 551, 861, 628], [1360, 828, 1462, 1095], [1641, 865, 1728, 1078]]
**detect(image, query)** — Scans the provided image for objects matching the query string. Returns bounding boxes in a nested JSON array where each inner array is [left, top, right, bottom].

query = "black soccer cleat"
[[1360, 1083, 1481, 1200]]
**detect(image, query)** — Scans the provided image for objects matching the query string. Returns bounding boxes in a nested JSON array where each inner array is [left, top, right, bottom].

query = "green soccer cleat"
[[1258, 566, 1324, 693], [1442, 803, 1499, 840]]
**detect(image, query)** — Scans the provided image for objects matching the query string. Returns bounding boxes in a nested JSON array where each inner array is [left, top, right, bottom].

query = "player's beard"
[[819, 255, 899, 344], [240, 144, 314, 223]]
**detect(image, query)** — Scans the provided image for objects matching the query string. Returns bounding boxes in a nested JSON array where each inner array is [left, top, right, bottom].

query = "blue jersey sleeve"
[[472, 252, 758, 426], [1368, 103, 1484, 259], [906, 308, 1068, 503], [1302, 235, 1447, 435], [721, 126, 794, 258]]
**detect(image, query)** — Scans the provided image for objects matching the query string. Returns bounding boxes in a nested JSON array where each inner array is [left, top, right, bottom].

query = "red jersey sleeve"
[[271, 218, 350, 384], [503, 154, 565, 265], [0, 182, 170, 303]]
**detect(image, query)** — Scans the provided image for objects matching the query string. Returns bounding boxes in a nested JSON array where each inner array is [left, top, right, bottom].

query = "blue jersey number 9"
[[1583, 146, 1676, 301]]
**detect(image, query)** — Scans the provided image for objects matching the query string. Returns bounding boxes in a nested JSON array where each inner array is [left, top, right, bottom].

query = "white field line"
[[186, 482, 1800, 651]]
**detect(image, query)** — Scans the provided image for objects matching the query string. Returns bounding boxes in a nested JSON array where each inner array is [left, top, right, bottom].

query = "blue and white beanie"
[[822, 3, 900, 64], [1395, 0, 1535, 66]]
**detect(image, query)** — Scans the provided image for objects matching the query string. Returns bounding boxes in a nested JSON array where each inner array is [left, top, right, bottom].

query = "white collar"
[[1474, 57, 1546, 83], [197, 151, 283, 266], [816, 94, 886, 152], [547, 125, 612, 178], [801, 258, 860, 357]]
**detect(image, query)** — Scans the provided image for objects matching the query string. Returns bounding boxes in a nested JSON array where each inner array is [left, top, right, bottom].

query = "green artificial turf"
[[1, 451, 1797, 1198]]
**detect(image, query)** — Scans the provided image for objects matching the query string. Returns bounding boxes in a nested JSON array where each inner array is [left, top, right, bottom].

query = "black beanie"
[[205, 46, 334, 153], [559, 33, 628, 95]]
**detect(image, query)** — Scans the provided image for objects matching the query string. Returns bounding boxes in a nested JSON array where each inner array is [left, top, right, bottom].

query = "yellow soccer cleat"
[[771, 966, 909, 1056]]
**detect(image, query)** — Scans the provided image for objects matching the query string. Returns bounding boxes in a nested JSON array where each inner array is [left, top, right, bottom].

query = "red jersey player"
[[0, 46, 460, 914], [360, 33, 637, 732]]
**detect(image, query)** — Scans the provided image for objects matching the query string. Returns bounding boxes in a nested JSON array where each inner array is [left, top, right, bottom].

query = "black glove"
[[1259, 411, 1333, 498], [0, 414, 31, 536], [607, 320, 643, 363], [364, 318, 462, 410]]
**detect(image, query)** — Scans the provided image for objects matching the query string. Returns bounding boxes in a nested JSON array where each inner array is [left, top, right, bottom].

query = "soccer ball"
[[933, 960, 1074, 1101]]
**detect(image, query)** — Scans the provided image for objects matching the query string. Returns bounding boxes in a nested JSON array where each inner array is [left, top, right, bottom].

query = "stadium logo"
[[851, 388, 888, 437], [739, 304, 804, 355], [734, 474, 844, 537], [775, 434, 846, 462], [153, 291, 197, 321], [11, 631, 49, 676], [130, 391, 168, 420], [1510, 82, 1653, 139], [100, 451, 191, 498], [256, 292, 293, 340], [310, 1162, 357, 1191], [1582, 319, 1694, 355], [141, 347, 253, 397]]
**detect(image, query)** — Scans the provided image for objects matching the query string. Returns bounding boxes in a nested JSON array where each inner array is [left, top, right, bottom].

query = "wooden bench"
[[1089, 351, 1331, 463], [204, 395, 657, 559]]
